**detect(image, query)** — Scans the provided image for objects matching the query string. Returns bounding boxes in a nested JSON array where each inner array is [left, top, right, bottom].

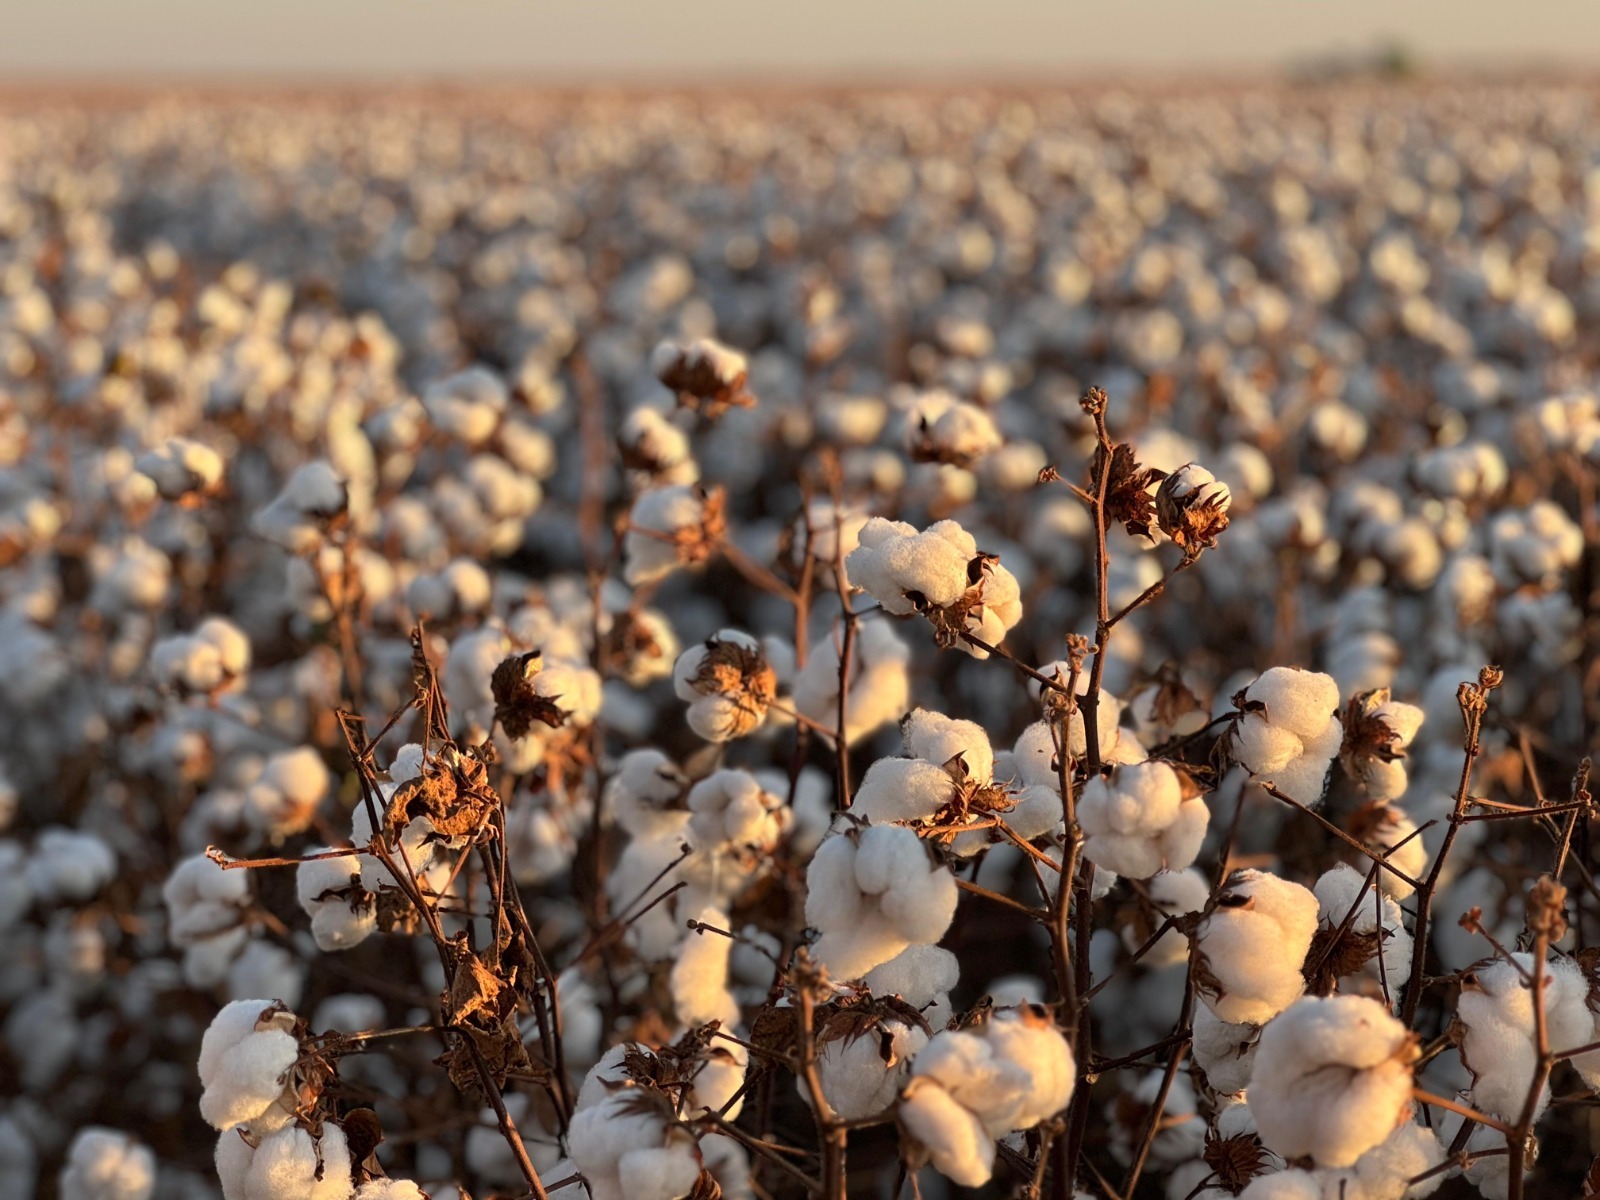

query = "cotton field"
[[0, 82, 1598, 1200]]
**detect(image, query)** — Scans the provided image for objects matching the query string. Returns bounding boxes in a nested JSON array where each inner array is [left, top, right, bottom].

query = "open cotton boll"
[[814, 1018, 929, 1120], [901, 709, 994, 783], [864, 944, 960, 1027], [242, 747, 330, 844], [353, 1182, 429, 1200], [150, 617, 252, 693], [672, 631, 777, 743], [607, 822, 695, 962], [791, 617, 910, 743], [250, 461, 347, 553], [25, 828, 116, 905], [1078, 761, 1208, 879], [1236, 1172, 1323, 1200], [164, 853, 253, 985], [688, 1042, 748, 1120], [135, 437, 225, 500], [1195, 870, 1319, 1025], [603, 749, 688, 838], [1340, 690, 1425, 802], [568, 1088, 700, 1200], [1347, 802, 1425, 901], [851, 757, 958, 825], [1429, 1112, 1520, 1200], [1231, 668, 1343, 806], [670, 908, 740, 1030], [226, 941, 305, 1013], [197, 1000, 301, 1132], [1248, 995, 1417, 1168], [1455, 952, 1592, 1120], [1108, 1070, 1205, 1168], [59, 1127, 156, 1200], [295, 850, 376, 953], [899, 1007, 1075, 1187], [1192, 1004, 1260, 1094], [219, 1122, 353, 1200], [619, 405, 697, 483], [1332, 1120, 1445, 1200], [1125, 868, 1211, 968], [1311, 865, 1413, 997], [687, 771, 789, 858], [805, 824, 957, 980], [422, 366, 507, 445], [622, 484, 720, 587], [905, 391, 1003, 467], [846, 518, 973, 614]]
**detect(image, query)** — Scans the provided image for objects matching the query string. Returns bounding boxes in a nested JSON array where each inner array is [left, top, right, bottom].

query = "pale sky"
[[3, 0, 1598, 79]]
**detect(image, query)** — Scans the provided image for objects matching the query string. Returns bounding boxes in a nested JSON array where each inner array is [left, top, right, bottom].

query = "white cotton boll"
[[296, 850, 375, 952], [1343, 1120, 1445, 1200], [1006, 784, 1064, 841], [423, 366, 507, 445], [608, 823, 694, 961], [1348, 803, 1424, 902], [604, 749, 688, 838], [5, 987, 77, 1089], [623, 485, 714, 586], [1488, 500, 1584, 588], [1078, 761, 1208, 879], [1127, 868, 1211, 968], [672, 631, 775, 743], [906, 391, 1003, 466], [251, 462, 347, 553], [1456, 952, 1591, 1119], [135, 437, 225, 500], [353, 1182, 429, 1200], [620, 405, 697, 482], [670, 908, 740, 1030], [1192, 1004, 1260, 1094], [852, 757, 956, 825], [864, 944, 960, 1025], [1244, 668, 1341, 743], [1248, 995, 1416, 1168], [846, 517, 972, 614], [792, 617, 911, 743], [806, 825, 957, 979], [899, 1076, 994, 1187], [687, 770, 788, 857], [197, 1001, 300, 1132], [1236, 1172, 1322, 1200], [815, 1019, 929, 1120], [242, 747, 330, 844], [26, 828, 116, 905], [534, 661, 604, 727], [59, 1127, 155, 1200], [901, 709, 994, 782], [239, 1123, 353, 1200], [164, 853, 251, 947], [1312, 864, 1413, 996], [1195, 870, 1319, 1025]]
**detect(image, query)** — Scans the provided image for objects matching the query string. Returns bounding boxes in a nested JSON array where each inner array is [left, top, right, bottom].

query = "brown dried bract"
[[1203, 1130, 1277, 1192], [491, 650, 567, 740], [1155, 469, 1231, 557], [1340, 688, 1407, 775], [1094, 442, 1167, 541], [910, 553, 998, 650], [687, 636, 776, 733], [657, 351, 754, 419]]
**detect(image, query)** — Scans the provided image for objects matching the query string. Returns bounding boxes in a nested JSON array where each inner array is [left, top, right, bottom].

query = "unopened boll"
[[1077, 761, 1208, 879], [1195, 870, 1319, 1025]]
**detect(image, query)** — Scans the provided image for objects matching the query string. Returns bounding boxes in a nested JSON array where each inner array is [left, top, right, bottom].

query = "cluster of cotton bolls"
[[2, 78, 1599, 1200]]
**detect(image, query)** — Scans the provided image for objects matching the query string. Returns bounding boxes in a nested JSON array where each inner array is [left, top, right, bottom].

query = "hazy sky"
[[5, 0, 1599, 79]]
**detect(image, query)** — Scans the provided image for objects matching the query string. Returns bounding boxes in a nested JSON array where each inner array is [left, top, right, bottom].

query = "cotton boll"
[[670, 908, 740, 1030], [1248, 994, 1416, 1168], [135, 437, 225, 500], [423, 366, 507, 445], [59, 1127, 155, 1200], [814, 1019, 928, 1121], [242, 747, 331, 845], [1455, 952, 1591, 1119], [1195, 870, 1319, 1025], [623, 485, 720, 586], [1108, 1070, 1204, 1168], [1231, 668, 1343, 807], [686, 770, 788, 859], [164, 853, 253, 983], [863, 944, 960, 1026], [620, 405, 698, 483], [1236, 1171, 1323, 1200], [226, 942, 304, 1015], [604, 749, 688, 838], [1311, 864, 1413, 998], [805, 825, 957, 979], [296, 850, 376, 952], [1347, 802, 1425, 901], [901, 709, 994, 783], [899, 1075, 995, 1187], [1126, 868, 1211, 968], [1341, 1120, 1445, 1200], [792, 617, 911, 743], [26, 828, 116, 905], [197, 1001, 300, 1132], [353, 1182, 429, 1200], [1192, 1004, 1260, 1094], [251, 462, 347, 553], [672, 631, 776, 742], [231, 1122, 353, 1200], [1078, 761, 1208, 879]]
